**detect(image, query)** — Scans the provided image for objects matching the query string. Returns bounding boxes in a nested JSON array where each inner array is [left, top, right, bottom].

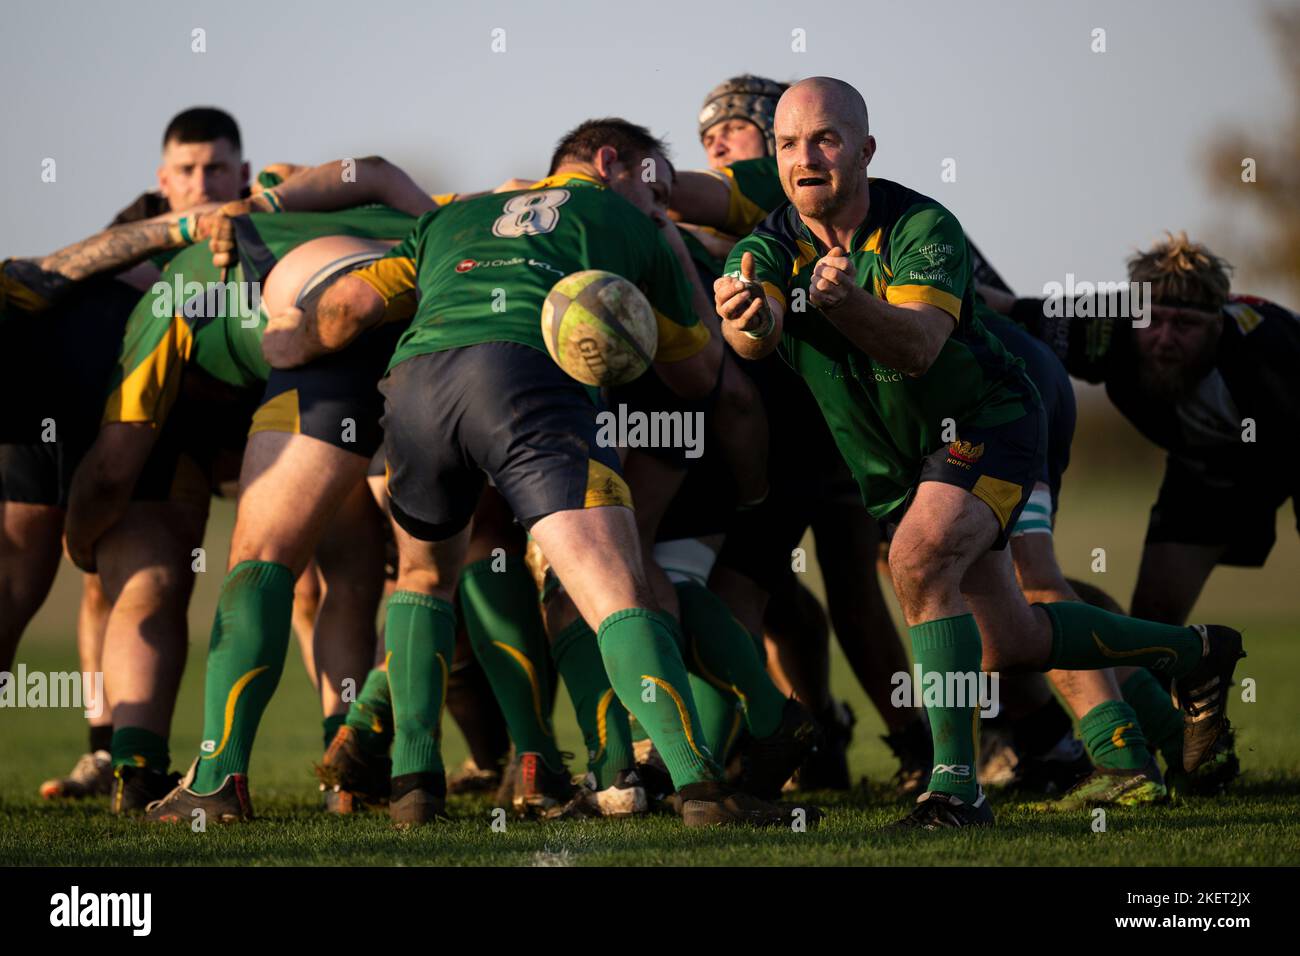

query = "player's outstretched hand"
[[809, 246, 856, 311], [714, 251, 772, 335]]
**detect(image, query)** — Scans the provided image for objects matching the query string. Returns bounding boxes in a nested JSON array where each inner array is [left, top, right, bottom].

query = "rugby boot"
[[315, 724, 391, 810], [1166, 727, 1240, 798], [510, 751, 574, 818], [111, 765, 181, 815], [887, 787, 994, 830], [547, 768, 649, 819], [1171, 625, 1245, 773], [1026, 757, 1167, 811], [388, 772, 449, 828], [144, 759, 253, 823], [738, 697, 821, 800], [680, 780, 823, 828], [39, 750, 113, 801]]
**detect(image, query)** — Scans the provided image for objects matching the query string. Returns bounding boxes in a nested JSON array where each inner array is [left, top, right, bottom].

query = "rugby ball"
[[541, 270, 657, 386]]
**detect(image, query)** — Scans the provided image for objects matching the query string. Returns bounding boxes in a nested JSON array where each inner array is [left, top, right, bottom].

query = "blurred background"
[[2, 0, 1297, 793]]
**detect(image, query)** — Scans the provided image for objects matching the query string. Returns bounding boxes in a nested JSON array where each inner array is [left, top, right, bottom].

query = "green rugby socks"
[[1040, 602, 1202, 676], [343, 665, 394, 756], [459, 557, 565, 771], [551, 618, 635, 788], [194, 561, 295, 792], [689, 674, 744, 764], [111, 727, 169, 772], [910, 615, 984, 802], [677, 581, 785, 739], [596, 608, 720, 788], [387, 591, 456, 777], [1079, 700, 1150, 771], [1121, 668, 1184, 770]]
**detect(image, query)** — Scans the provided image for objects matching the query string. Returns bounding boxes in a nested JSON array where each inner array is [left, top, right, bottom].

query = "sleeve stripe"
[[719, 167, 767, 237], [886, 284, 962, 320], [762, 282, 787, 309], [653, 310, 712, 363], [353, 256, 419, 324]]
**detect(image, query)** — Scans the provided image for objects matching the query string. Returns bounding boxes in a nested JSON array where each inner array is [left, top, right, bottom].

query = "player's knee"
[[394, 568, 454, 603], [889, 535, 962, 609]]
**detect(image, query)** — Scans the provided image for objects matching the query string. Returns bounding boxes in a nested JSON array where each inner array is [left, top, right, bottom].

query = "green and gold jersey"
[[354, 172, 711, 371], [726, 177, 1031, 517], [103, 206, 417, 428], [708, 156, 785, 236]]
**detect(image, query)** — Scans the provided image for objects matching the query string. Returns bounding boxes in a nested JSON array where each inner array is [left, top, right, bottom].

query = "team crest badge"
[[948, 440, 985, 463]]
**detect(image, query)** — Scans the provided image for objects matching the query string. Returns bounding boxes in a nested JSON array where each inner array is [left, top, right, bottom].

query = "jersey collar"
[[531, 171, 604, 190], [790, 178, 883, 255]]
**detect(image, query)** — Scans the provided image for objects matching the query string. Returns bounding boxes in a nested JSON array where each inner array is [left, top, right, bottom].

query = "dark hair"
[[548, 118, 668, 176], [162, 107, 242, 153]]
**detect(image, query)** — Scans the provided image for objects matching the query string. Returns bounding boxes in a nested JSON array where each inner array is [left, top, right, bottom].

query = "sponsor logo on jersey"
[[947, 439, 985, 464], [453, 256, 564, 277]]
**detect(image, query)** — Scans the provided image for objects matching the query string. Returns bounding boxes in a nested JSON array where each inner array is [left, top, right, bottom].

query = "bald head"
[[777, 77, 869, 141], [773, 77, 875, 221]]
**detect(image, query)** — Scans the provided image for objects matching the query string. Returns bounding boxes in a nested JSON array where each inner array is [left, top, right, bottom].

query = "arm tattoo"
[[37, 220, 178, 285]]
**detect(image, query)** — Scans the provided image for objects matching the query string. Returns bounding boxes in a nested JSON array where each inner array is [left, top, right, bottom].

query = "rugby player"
[[681, 103, 1196, 803], [715, 77, 1245, 828], [678, 79, 934, 793], [11, 109, 257, 802], [134, 155, 587, 823], [982, 234, 1298, 628], [1, 200, 227, 798], [152, 119, 820, 828], [983, 234, 1298, 792], [63, 198, 420, 812]]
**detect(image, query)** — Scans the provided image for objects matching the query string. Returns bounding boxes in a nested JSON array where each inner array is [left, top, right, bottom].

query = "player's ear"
[[860, 135, 876, 170], [591, 145, 619, 181], [156, 163, 170, 200]]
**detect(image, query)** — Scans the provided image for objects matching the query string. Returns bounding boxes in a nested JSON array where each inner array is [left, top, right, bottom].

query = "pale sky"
[[1, 0, 1291, 302]]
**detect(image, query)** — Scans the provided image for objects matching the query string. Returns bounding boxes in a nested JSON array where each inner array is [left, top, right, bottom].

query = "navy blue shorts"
[[379, 342, 630, 541]]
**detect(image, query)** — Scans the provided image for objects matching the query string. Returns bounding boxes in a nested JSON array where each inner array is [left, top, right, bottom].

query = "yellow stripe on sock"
[[689, 641, 732, 694], [493, 641, 554, 738], [1112, 721, 1134, 749], [641, 675, 707, 762], [435, 652, 449, 738], [201, 666, 269, 761], [593, 689, 615, 763], [1091, 631, 1178, 665]]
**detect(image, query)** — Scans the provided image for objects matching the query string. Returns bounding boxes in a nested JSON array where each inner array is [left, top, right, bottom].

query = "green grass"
[[3, 398, 1298, 865]]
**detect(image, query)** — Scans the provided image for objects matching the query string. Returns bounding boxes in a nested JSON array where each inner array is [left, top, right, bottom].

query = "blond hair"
[[1127, 232, 1234, 311]]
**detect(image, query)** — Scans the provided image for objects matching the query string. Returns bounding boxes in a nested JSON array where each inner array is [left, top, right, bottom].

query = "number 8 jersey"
[[353, 172, 711, 374]]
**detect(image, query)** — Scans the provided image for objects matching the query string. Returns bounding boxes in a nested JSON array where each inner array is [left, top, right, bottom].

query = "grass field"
[[3, 396, 1298, 866]]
